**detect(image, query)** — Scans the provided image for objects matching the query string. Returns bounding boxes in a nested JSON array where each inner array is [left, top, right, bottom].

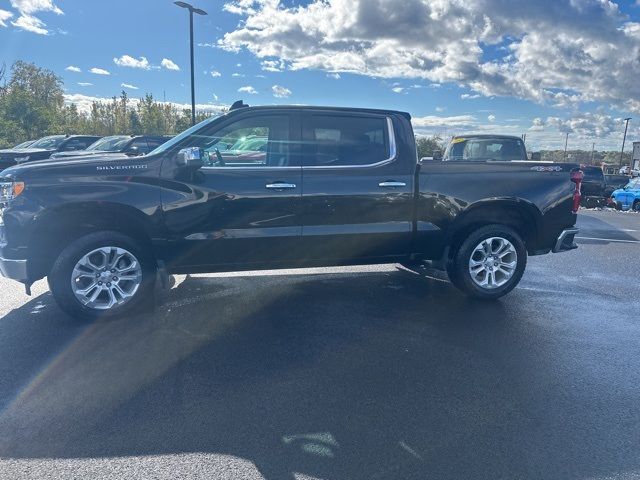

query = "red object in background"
[[571, 169, 585, 213]]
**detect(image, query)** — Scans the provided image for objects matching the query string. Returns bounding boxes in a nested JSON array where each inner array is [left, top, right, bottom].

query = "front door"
[[160, 111, 302, 270], [299, 112, 414, 262]]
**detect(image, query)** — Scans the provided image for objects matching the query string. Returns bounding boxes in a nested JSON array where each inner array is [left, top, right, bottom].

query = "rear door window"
[[302, 115, 390, 167]]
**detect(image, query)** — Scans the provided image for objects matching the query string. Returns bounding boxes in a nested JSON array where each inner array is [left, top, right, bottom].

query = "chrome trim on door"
[[378, 181, 407, 188], [265, 183, 297, 190]]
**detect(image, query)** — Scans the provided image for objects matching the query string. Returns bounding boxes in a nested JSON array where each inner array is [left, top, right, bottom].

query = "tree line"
[[0, 61, 215, 148]]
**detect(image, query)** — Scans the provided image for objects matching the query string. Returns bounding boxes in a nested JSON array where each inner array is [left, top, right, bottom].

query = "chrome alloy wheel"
[[468, 237, 518, 290], [71, 247, 143, 310]]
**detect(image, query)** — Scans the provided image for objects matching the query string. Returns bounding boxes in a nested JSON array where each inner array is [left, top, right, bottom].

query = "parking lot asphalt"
[[0, 209, 639, 480]]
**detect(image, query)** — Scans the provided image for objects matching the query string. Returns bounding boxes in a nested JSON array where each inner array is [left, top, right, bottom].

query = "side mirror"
[[177, 147, 204, 168], [126, 146, 141, 156], [530, 152, 541, 161]]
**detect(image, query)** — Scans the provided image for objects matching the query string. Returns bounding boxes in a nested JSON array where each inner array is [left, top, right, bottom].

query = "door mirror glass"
[[177, 147, 204, 168]]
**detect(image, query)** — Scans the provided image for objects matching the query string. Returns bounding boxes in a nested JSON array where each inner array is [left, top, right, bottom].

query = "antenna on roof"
[[230, 100, 249, 111]]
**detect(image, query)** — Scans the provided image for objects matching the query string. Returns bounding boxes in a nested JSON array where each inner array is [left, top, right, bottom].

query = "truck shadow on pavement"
[[0, 270, 638, 479]]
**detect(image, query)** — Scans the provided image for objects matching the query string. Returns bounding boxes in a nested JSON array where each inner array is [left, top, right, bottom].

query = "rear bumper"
[[553, 227, 579, 253], [0, 255, 28, 282]]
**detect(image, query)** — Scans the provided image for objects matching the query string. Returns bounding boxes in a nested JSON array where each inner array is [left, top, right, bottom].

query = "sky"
[[1, 0, 640, 151]]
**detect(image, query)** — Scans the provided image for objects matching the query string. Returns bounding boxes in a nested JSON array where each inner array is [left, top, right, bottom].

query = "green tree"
[[0, 61, 65, 145], [416, 135, 444, 159]]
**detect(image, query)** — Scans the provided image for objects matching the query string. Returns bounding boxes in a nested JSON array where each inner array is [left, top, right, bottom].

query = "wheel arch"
[[444, 198, 543, 259], [27, 202, 157, 281]]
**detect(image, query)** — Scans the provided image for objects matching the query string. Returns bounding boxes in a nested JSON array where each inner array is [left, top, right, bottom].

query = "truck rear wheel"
[[48, 231, 156, 320], [447, 225, 527, 300]]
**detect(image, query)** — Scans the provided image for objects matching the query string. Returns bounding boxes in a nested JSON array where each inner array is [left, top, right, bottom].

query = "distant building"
[[633, 141, 640, 171]]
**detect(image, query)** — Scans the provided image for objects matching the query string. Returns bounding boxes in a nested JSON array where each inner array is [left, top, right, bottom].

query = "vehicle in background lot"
[[604, 174, 631, 198], [0, 135, 101, 171], [206, 135, 269, 166], [50, 135, 171, 160], [12, 140, 35, 149], [0, 103, 581, 320], [579, 165, 606, 208], [443, 135, 528, 161], [611, 178, 640, 211]]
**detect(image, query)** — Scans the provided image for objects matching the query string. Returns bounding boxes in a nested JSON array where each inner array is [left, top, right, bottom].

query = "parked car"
[[50, 135, 171, 160], [443, 135, 528, 161], [579, 166, 606, 208], [604, 174, 631, 198], [0, 135, 101, 170], [0, 102, 581, 320], [610, 178, 640, 211]]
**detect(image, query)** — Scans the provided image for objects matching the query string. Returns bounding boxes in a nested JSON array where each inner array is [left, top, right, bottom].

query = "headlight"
[[14, 156, 30, 163], [0, 180, 25, 203]]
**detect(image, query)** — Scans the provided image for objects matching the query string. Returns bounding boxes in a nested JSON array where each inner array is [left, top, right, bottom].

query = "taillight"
[[570, 169, 584, 213]]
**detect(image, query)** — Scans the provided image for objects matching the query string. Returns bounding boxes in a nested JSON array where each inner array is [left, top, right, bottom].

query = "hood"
[[0, 147, 54, 156], [1, 153, 157, 179]]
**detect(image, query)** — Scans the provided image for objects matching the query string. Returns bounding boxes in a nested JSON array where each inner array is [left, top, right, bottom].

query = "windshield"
[[29, 135, 66, 149], [445, 137, 527, 161], [148, 116, 221, 156], [14, 140, 34, 149], [87, 136, 131, 152]]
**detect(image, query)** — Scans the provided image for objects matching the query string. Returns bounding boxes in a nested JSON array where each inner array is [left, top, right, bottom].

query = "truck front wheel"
[[447, 225, 527, 300], [48, 231, 156, 320]]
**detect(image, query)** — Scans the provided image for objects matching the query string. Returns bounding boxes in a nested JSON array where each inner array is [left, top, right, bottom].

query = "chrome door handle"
[[378, 181, 407, 188], [265, 183, 297, 190]]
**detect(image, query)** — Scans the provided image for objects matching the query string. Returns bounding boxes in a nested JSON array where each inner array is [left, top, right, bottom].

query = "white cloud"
[[10, 0, 62, 15], [413, 115, 477, 129], [161, 58, 180, 71], [90, 67, 110, 76], [63, 93, 228, 116], [65, 65, 81, 73], [232, 72, 245, 77], [261, 59, 285, 72], [121, 83, 139, 90], [461, 93, 481, 100], [238, 86, 258, 95], [210, 70, 222, 77], [0, 9, 13, 27], [488, 114, 496, 122], [435, 106, 446, 112], [220, 0, 640, 112], [113, 55, 150, 70], [392, 86, 405, 94], [327, 73, 341, 79], [9, 0, 62, 34], [11, 14, 47, 34], [77, 82, 92, 87], [272, 85, 291, 98]]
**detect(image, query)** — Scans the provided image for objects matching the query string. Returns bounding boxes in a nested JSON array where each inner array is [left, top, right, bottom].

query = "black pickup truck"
[[0, 103, 582, 320]]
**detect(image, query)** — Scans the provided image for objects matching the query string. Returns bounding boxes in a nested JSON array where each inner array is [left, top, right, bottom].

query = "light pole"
[[174, 1, 207, 126], [564, 132, 569, 162], [619, 117, 632, 170]]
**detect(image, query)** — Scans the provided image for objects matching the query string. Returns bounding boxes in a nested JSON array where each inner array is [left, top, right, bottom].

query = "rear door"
[[300, 112, 414, 262]]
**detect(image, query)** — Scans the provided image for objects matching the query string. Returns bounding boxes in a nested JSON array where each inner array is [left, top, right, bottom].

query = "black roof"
[[451, 134, 524, 140], [228, 101, 412, 120]]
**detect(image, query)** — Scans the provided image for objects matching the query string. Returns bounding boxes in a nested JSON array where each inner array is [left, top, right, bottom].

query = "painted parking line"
[[576, 236, 640, 244]]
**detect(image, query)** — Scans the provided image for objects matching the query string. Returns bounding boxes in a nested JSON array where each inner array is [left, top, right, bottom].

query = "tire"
[[446, 225, 527, 300], [615, 201, 623, 211], [48, 231, 156, 320], [633, 200, 640, 212]]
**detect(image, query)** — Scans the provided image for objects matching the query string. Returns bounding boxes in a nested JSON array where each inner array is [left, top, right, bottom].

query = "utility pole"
[[590, 143, 595, 164], [174, 2, 208, 126], [620, 117, 632, 169], [564, 132, 569, 162]]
